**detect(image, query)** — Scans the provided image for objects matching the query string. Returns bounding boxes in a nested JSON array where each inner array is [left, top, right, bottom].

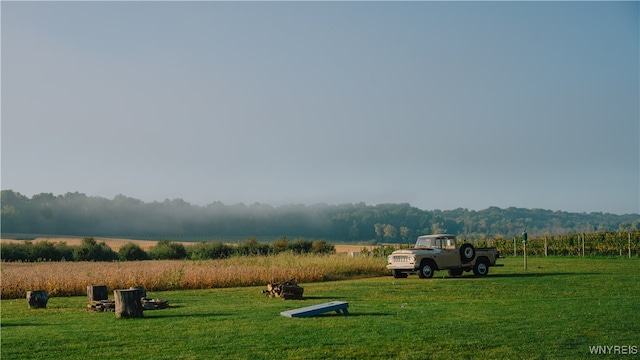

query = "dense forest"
[[2, 190, 639, 243]]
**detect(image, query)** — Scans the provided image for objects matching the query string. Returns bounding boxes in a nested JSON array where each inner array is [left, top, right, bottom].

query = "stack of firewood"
[[263, 278, 304, 300], [87, 299, 116, 312], [141, 298, 169, 310]]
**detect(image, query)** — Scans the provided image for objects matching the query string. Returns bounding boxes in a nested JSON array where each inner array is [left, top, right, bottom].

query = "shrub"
[[31, 241, 61, 261], [189, 241, 233, 260], [371, 245, 395, 258], [118, 242, 149, 261], [288, 239, 313, 254], [0, 242, 32, 261], [311, 239, 335, 254], [272, 236, 288, 253], [237, 237, 270, 256], [73, 237, 118, 262], [148, 240, 187, 260], [53, 242, 74, 261]]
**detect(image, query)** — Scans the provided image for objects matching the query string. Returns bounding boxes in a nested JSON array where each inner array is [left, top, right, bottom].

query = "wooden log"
[[141, 298, 169, 310], [87, 300, 115, 312], [87, 285, 109, 302], [26, 290, 49, 309], [280, 285, 304, 300], [114, 289, 143, 318]]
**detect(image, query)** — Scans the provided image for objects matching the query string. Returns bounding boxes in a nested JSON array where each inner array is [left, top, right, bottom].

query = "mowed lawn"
[[1, 257, 638, 359]]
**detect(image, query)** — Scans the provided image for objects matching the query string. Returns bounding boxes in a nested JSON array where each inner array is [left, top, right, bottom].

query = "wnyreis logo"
[[589, 345, 638, 355]]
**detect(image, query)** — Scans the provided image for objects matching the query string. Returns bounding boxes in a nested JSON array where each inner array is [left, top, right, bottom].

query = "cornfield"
[[0, 253, 388, 299]]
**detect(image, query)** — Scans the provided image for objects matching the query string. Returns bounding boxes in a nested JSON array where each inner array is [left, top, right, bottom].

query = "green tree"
[[400, 226, 411, 242], [189, 241, 233, 260], [54, 242, 74, 261], [118, 242, 149, 261], [431, 222, 444, 234], [311, 240, 335, 254], [148, 240, 187, 260], [237, 237, 270, 256], [73, 237, 118, 262], [0, 242, 32, 261], [273, 236, 288, 253], [288, 239, 313, 254], [348, 221, 360, 240], [383, 224, 397, 241], [32, 241, 61, 261], [374, 223, 385, 239]]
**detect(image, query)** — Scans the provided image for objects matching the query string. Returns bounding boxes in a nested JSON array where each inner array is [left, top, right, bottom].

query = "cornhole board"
[[280, 301, 349, 318]]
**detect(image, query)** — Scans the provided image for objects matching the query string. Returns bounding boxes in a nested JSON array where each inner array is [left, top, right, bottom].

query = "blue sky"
[[1, 1, 638, 214]]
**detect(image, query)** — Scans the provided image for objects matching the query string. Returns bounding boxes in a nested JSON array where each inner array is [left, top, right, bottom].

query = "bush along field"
[[0, 236, 337, 262], [1, 257, 639, 359]]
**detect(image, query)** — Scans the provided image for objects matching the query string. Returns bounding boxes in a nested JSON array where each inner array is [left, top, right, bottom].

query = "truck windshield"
[[416, 237, 438, 248], [415, 236, 456, 249]]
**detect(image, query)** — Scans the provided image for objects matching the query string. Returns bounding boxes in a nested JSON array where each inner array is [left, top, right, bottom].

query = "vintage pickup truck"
[[387, 234, 503, 278]]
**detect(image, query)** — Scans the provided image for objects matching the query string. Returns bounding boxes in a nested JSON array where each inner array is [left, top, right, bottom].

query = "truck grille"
[[392, 256, 411, 263]]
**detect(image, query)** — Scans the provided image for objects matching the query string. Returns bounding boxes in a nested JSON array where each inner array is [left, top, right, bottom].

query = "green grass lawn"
[[2, 257, 638, 359]]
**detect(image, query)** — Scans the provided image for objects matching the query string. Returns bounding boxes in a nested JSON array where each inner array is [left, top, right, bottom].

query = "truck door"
[[435, 237, 460, 268]]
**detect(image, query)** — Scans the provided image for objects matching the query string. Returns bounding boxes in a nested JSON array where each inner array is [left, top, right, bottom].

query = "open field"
[[1, 257, 638, 359]]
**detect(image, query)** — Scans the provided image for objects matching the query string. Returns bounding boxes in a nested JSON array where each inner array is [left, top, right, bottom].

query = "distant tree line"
[[0, 236, 336, 262], [2, 190, 639, 243]]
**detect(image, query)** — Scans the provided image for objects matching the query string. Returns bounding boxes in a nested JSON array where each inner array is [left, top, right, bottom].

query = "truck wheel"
[[473, 259, 489, 276], [448, 268, 463, 277], [418, 261, 435, 279], [459, 244, 476, 264], [393, 270, 408, 279]]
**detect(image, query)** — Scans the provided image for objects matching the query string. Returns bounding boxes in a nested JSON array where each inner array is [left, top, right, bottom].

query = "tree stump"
[[26, 290, 49, 309], [129, 286, 146, 299], [114, 289, 143, 318], [87, 285, 109, 302]]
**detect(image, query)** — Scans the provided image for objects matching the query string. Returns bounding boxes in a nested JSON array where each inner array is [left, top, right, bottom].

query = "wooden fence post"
[[629, 233, 632, 259], [581, 233, 585, 257], [522, 230, 528, 270], [513, 238, 517, 257], [114, 289, 143, 318], [544, 237, 548, 257]]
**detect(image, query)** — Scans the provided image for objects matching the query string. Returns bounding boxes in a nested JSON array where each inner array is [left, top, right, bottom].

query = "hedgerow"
[[0, 236, 335, 262]]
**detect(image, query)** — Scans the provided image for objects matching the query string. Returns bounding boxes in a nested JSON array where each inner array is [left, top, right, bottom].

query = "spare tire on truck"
[[459, 243, 476, 264]]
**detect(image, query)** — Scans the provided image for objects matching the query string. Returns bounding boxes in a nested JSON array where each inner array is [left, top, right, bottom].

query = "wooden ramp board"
[[280, 301, 349, 318]]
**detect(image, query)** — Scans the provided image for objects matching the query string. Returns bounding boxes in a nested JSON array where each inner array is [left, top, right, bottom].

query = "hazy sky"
[[2, 1, 638, 214]]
